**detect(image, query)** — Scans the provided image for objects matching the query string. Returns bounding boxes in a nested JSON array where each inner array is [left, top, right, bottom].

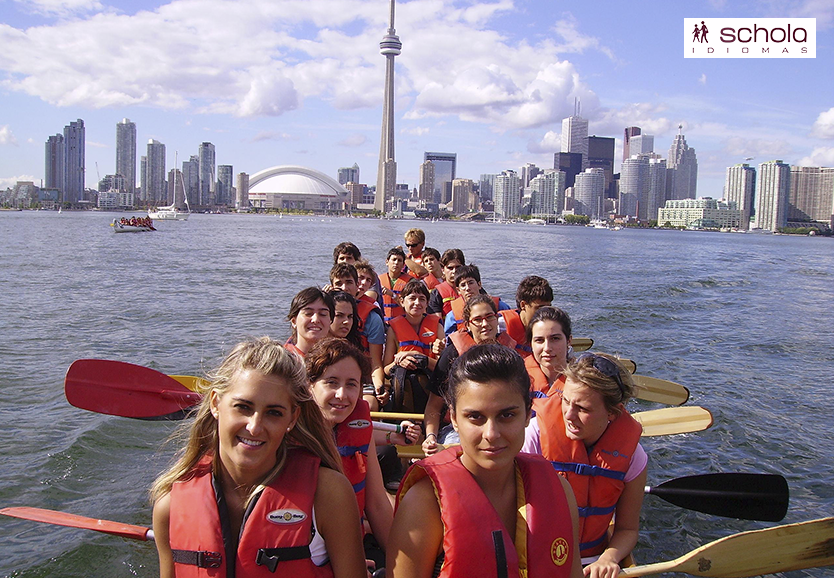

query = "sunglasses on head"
[[576, 353, 626, 398]]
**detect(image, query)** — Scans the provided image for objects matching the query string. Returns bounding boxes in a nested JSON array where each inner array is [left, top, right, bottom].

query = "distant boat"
[[112, 218, 155, 233], [528, 218, 546, 226], [149, 152, 190, 220]]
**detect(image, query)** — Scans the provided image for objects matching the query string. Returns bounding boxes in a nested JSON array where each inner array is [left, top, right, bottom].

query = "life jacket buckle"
[[198, 551, 222, 568], [256, 549, 282, 573]]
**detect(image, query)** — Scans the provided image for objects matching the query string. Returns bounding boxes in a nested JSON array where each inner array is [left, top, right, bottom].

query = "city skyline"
[[1, 0, 832, 198]]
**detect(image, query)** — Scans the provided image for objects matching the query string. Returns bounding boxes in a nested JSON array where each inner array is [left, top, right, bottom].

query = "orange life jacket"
[[355, 298, 382, 354], [533, 395, 642, 557], [448, 330, 516, 356], [525, 354, 566, 398], [423, 274, 442, 290], [335, 400, 372, 518], [169, 450, 334, 578], [449, 296, 500, 332], [396, 447, 575, 578], [379, 272, 415, 323], [283, 340, 305, 358], [499, 309, 532, 358], [389, 314, 441, 358], [434, 282, 458, 316]]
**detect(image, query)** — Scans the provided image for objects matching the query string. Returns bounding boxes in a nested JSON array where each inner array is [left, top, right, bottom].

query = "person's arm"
[[582, 465, 647, 578], [404, 257, 428, 279], [443, 311, 456, 336], [362, 435, 395, 549], [363, 313, 387, 399], [426, 320, 445, 371], [421, 393, 444, 456], [427, 289, 443, 314], [315, 467, 368, 578], [386, 476, 444, 578], [382, 327, 398, 376], [152, 493, 174, 578], [558, 476, 584, 578]]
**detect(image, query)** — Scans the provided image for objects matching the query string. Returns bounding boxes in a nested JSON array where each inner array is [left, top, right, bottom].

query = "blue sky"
[[1, 0, 832, 198]]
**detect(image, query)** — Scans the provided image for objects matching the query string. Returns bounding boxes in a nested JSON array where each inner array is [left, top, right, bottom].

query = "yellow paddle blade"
[[631, 374, 690, 406], [633, 406, 713, 437], [572, 337, 594, 352]]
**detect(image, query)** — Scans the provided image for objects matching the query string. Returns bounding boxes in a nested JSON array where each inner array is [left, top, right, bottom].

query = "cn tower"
[[374, 0, 402, 213]]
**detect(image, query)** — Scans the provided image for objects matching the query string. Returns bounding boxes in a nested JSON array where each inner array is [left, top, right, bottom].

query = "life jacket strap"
[[171, 549, 222, 568], [255, 545, 313, 572], [550, 461, 626, 480]]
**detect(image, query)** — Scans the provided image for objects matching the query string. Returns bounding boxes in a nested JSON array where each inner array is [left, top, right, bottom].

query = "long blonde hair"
[[150, 337, 341, 504]]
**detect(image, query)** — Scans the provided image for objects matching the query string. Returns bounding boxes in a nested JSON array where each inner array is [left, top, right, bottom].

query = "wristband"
[[425, 433, 437, 441]]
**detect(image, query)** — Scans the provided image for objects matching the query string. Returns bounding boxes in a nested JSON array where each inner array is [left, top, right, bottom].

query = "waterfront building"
[[217, 164, 234, 207], [658, 198, 742, 229], [345, 182, 366, 208], [753, 160, 791, 231], [666, 126, 698, 200], [375, 0, 402, 213], [619, 155, 649, 218], [574, 168, 605, 218], [561, 110, 589, 169], [553, 151, 583, 189], [145, 139, 166, 204], [236, 172, 250, 211], [198, 142, 216, 206], [724, 163, 756, 230], [98, 174, 126, 193], [623, 126, 641, 162], [45, 134, 64, 194], [116, 118, 136, 195], [248, 165, 349, 211], [493, 170, 520, 219], [519, 163, 541, 188], [788, 166, 834, 223], [182, 155, 199, 207], [63, 119, 85, 204], [337, 163, 360, 185], [530, 169, 564, 216], [424, 152, 456, 204], [587, 136, 615, 198], [479, 173, 496, 201], [418, 160, 435, 204], [647, 156, 667, 223], [451, 178, 475, 214], [140, 155, 147, 201]]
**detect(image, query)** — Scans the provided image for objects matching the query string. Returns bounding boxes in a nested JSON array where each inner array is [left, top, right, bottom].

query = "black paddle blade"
[[647, 472, 789, 522]]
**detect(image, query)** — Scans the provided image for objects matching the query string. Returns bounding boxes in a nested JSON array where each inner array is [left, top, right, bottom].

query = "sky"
[[1, 0, 832, 198]]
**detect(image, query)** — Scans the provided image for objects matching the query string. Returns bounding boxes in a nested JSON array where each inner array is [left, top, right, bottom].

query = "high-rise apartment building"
[[140, 155, 147, 200], [418, 160, 435, 204], [574, 168, 605, 218], [145, 139, 166, 203], [168, 169, 184, 207], [725, 164, 756, 229], [424, 152, 456, 204], [198, 142, 216, 206], [519, 163, 541, 188], [217, 165, 234, 207], [587, 136, 615, 198], [45, 134, 64, 193], [619, 155, 649, 218], [236, 172, 250, 211], [666, 126, 698, 200], [493, 170, 520, 219], [345, 182, 365, 207], [561, 112, 589, 169], [479, 174, 496, 201], [623, 126, 641, 162], [182, 155, 199, 206], [451, 178, 475, 214], [338, 164, 360, 185], [529, 169, 564, 216], [116, 118, 137, 194], [646, 156, 667, 222], [753, 160, 790, 231], [788, 166, 834, 223], [63, 119, 85, 204]]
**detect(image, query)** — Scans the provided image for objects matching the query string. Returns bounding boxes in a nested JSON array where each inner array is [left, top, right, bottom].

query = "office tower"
[[45, 134, 64, 193], [418, 160, 435, 204], [561, 105, 589, 169], [623, 126, 642, 162], [116, 118, 137, 194], [574, 168, 605, 218], [168, 169, 184, 207], [666, 126, 698, 200], [587, 136, 615, 198], [217, 165, 234, 207], [145, 139, 166, 203], [620, 155, 649, 217], [647, 157, 667, 222], [182, 155, 199, 206], [553, 152, 583, 189], [424, 152, 456, 204], [493, 170, 520, 219], [789, 166, 834, 223], [63, 119, 85, 204], [345, 182, 365, 207], [99, 174, 126, 192], [338, 163, 360, 185], [479, 174, 496, 201], [529, 170, 564, 216], [375, 0, 402, 212], [725, 164, 756, 229], [236, 172, 250, 210], [198, 142, 216, 206], [519, 163, 541, 188], [753, 160, 790, 231], [451, 178, 475, 214], [629, 134, 654, 155]]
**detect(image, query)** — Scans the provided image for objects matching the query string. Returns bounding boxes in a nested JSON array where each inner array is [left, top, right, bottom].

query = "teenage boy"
[[499, 275, 554, 357], [379, 247, 415, 324], [332, 241, 362, 264], [443, 264, 511, 336], [420, 247, 443, 290], [427, 248, 465, 315]]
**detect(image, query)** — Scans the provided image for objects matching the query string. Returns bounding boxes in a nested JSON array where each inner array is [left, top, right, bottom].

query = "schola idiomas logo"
[[685, 18, 816, 58]]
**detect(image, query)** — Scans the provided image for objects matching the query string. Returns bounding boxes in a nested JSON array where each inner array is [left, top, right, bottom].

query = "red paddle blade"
[[65, 359, 203, 419], [0, 507, 152, 541]]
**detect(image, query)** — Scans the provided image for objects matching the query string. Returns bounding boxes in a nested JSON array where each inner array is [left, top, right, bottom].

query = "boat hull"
[[147, 211, 188, 220], [112, 220, 155, 233]]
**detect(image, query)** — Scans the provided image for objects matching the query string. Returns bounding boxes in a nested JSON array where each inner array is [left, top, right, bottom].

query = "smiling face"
[[310, 356, 362, 426], [330, 301, 354, 339], [451, 379, 530, 476], [561, 377, 615, 447], [466, 302, 499, 344], [291, 298, 331, 351], [210, 369, 300, 486], [401, 291, 427, 320], [530, 318, 571, 379]]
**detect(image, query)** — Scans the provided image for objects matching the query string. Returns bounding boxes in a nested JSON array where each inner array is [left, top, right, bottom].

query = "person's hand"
[[394, 352, 418, 370], [583, 557, 621, 578], [375, 386, 390, 407], [421, 433, 439, 456], [431, 338, 445, 356], [399, 421, 420, 445], [322, 283, 334, 293]]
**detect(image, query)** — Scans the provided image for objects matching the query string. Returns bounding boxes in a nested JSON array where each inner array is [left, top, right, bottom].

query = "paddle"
[[620, 516, 834, 577], [633, 406, 713, 437], [572, 337, 593, 352], [0, 507, 154, 541], [632, 374, 690, 406]]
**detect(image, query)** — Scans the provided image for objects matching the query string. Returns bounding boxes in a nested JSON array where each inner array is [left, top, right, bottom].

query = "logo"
[[685, 18, 815, 58], [266, 509, 307, 525], [347, 419, 371, 429], [550, 537, 569, 566], [421, 330, 435, 337]]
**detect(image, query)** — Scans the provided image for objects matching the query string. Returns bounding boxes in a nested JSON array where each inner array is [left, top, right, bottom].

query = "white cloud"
[[722, 136, 793, 159], [338, 134, 368, 147], [87, 140, 107, 148], [252, 131, 297, 142], [810, 107, 834, 139], [0, 174, 36, 188], [593, 102, 673, 137], [551, 14, 615, 61], [13, 0, 103, 17], [401, 127, 429, 136], [528, 130, 561, 154], [797, 147, 834, 167], [698, 74, 707, 85], [0, 125, 18, 145]]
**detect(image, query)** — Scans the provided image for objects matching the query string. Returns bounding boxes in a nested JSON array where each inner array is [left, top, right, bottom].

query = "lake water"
[[1, 210, 833, 577]]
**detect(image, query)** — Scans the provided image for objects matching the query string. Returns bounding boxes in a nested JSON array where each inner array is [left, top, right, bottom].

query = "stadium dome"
[[249, 166, 348, 197]]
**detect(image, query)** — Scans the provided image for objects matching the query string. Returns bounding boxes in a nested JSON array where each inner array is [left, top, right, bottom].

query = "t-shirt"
[[362, 307, 386, 345]]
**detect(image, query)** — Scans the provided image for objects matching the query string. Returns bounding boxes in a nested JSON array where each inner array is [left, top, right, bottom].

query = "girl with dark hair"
[[286, 287, 335, 357], [525, 306, 573, 397], [328, 291, 363, 349]]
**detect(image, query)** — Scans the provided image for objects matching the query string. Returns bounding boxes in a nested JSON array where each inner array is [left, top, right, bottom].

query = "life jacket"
[[525, 355, 566, 398], [355, 298, 382, 355], [533, 395, 642, 557], [449, 296, 501, 332], [334, 400, 372, 518], [284, 340, 305, 358], [423, 275, 442, 290], [389, 314, 441, 358], [169, 450, 334, 578], [449, 330, 516, 356], [499, 309, 532, 358], [434, 282, 458, 316], [396, 447, 575, 578], [379, 273, 415, 323]]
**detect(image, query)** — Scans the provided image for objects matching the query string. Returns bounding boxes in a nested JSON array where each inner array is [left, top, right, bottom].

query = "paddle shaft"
[[0, 507, 154, 542]]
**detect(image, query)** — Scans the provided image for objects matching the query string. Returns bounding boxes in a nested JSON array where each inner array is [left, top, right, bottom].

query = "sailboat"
[[148, 153, 190, 220]]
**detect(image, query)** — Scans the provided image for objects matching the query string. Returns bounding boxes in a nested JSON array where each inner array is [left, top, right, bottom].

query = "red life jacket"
[[533, 395, 642, 557], [448, 330, 516, 356], [525, 354, 566, 398], [499, 309, 532, 358], [169, 450, 334, 578], [334, 400, 372, 518], [284, 340, 305, 358], [389, 314, 441, 358], [423, 274, 442, 290], [396, 447, 575, 578], [435, 282, 458, 316], [449, 295, 500, 332], [355, 298, 382, 354], [379, 273, 415, 323]]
